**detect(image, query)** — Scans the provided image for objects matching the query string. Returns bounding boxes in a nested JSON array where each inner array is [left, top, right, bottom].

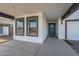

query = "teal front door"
[[48, 23, 56, 37]]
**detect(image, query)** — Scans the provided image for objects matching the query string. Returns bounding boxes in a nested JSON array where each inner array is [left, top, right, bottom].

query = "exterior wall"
[[13, 12, 48, 44], [41, 14, 48, 41], [58, 9, 79, 40], [0, 17, 13, 25], [64, 9, 79, 20], [57, 18, 65, 39]]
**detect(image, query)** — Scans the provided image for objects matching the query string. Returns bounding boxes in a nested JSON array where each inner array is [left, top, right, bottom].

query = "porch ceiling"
[[0, 3, 72, 20]]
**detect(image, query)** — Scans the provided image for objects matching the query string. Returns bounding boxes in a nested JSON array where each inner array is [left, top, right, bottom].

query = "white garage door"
[[67, 21, 79, 40]]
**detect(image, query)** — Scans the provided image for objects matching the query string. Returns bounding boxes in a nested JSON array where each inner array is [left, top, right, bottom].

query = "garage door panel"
[[67, 21, 79, 40]]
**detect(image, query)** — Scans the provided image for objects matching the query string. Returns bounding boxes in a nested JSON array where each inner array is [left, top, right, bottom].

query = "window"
[[0, 26, 3, 34], [27, 16, 38, 36], [15, 18, 24, 35]]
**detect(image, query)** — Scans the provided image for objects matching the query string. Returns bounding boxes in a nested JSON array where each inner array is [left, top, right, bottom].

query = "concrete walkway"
[[0, 37, 78, 56]]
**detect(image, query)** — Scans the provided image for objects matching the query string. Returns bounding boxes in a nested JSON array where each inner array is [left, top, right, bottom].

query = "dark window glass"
[[27, 16, 38, 36], [0, 26, 3, 34], [15, 18, 24, 35]]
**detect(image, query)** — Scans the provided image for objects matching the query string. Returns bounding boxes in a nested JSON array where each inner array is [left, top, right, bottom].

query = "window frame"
[[15, 17, 24, 36], [0, 26, 3, 34], [26, 16, 38, 36]]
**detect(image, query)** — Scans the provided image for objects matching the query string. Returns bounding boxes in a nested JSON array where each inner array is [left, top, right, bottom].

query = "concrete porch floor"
[[0, 37, 78, 56], [68, 40, 79, 54]]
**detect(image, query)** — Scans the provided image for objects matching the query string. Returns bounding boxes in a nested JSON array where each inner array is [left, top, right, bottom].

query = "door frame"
[[48, 23, 56, 37], [65, 19, 79, 39]]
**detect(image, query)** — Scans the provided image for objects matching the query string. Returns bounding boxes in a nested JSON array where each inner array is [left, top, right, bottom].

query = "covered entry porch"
[[0, 37, 78, 56]]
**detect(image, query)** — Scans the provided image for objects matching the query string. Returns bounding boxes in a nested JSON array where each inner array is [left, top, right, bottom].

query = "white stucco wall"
[[13, 12, 48, 44], [58, 9, 79, 40], [57, 18, 65, 39], [41, 14, 48, 41], [0, 17, 13, 25], [64, 9, 79, 20]]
